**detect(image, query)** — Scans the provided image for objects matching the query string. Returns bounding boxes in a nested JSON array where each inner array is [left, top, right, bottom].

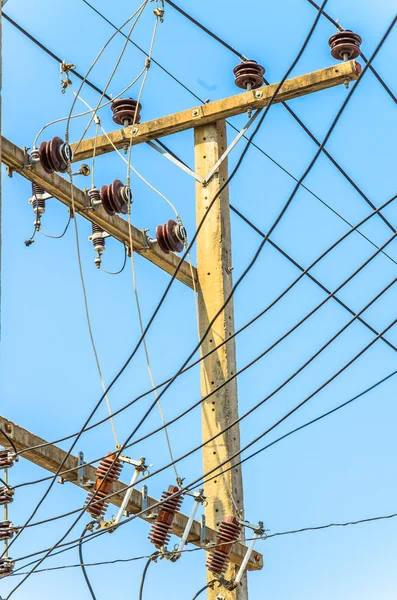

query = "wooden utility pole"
[[194, 120, 247, 600]]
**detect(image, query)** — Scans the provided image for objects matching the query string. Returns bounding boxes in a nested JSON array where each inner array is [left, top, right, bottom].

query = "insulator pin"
[[149, 485, 183, 548], [328, 29, 362, 61], [85, 452, 123, 519], [0, 521, 16, 541], [233, 60, 265, 90], [111, 98, 142, 127], [156, 220, 187, 254], [0, 487, 14, 506], [207, 516, 241, 575], [0, 559, 15, 579], [38, 137, 73, 174]]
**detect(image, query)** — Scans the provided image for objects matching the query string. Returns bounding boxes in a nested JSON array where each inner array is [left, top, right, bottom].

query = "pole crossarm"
[[71, 61, 361, 163], [1, 136, 197, 289], [0, 416, 263, 570]]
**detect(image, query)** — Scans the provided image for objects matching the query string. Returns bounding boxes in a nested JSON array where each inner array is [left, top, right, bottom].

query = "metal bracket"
[[200, 514, 206, 547], [202, 109, 261, 186], [141, 484, 148, 513], [146, 140, 204, 184], [77, 451, 95, 488]]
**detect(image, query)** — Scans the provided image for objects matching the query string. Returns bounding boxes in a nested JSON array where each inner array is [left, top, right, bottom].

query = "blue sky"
[[1, 0, 397, 598]]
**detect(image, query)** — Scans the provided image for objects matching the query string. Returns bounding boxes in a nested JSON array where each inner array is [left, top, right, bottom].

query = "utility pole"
[[194, 120, 247, 600]]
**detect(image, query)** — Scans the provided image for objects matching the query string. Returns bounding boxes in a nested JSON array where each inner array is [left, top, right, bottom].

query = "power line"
[[163, 1, 397, 234]]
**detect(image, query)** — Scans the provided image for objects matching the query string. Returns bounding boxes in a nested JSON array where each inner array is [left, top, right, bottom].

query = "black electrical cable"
[[21, 230, 397, 498], [12, 187, 397, 473], [78, 523, 97, 600], [0, 427, 17, 453], [12, 507, 397, 577], [100, 244, 127, 275], [4, 5, 329, 578], [15, 265, 397, 568], [15, 299, 397, 567], [191, 582, 216, 600], [164, 0, 244, 59], [39, 215, 72, 240], [7, 12, 394, 593], [163, 1, 397, 234], [138, 553, 159, 600], [11, 363, 397, 547], [8, 8, 397, 278], [306, 0, 397, 105]]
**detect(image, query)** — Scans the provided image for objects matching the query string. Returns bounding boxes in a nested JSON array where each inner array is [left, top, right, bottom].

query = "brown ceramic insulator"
[[0, 451, 14, 469], [148, 485, 183, 548], [0, 521, 15, 541], [88, 187, 101, 206], [207, 516, 241, 575], [38, 137, 73, 174], [233, 60, 265, 90], [156, 220, 186, 254], [91, 223, 105, 252], [100, 180, 132, 216], [85, 452, 123, 519], [328, 30, 362, 61], [0, 559, 14, 579], [111, 98, 142, 126], [0, 487, 14, 506]]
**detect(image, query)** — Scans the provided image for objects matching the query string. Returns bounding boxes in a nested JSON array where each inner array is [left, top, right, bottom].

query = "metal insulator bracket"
[[77, 451, 95, 489], [88, 230, 110, 243]]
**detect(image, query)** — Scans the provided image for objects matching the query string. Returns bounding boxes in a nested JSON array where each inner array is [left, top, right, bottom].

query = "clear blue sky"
[[1, 0, 397, 598]]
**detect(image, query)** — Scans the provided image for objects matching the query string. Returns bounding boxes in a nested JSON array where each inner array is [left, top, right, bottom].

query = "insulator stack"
[[100, 180, 132, 216], [156, 220, 187, 254], [0, 451, 16, 469], [233, 60, 265, 90], [91, 223, 106, 269], [207, 516, 241, 575], [0, 559, 14, 579], [0, 487, 14, 506], [148, 485, 183, 548], [0, 521, 16, 541], [88, 187, 101, 209], [31, 182, 46, 215], [111, 98, 142, 126], [328, 29, 362, 61], [38, 137, 73, 174], [85, 452, 123, 519]]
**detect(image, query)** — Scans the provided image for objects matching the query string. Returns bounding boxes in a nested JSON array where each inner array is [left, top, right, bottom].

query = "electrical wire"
[[138, 552, 159, 600], [163, 1, 397, 235], [100, 244, 128, 275], [1, 4, 152, 562], [78, 523, 97, 600], [9, 363, 397, 546], [191, 582, 217, 600], [7, 8, 397, 277], [39, 214, 72, 240], [0, 428, 17, 453], [11, 184, 397, 497], [4, 11, 330, 585], [12, 262, 397, 568]]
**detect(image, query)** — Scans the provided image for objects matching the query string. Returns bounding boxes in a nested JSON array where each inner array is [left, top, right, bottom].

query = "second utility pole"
[[195, 120, 247, 600]]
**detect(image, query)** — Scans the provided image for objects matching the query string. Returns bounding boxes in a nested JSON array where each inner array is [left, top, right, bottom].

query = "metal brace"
[[77, 451, 95, 488]]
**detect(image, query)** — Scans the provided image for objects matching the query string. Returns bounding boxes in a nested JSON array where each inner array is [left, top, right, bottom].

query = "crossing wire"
[[163, 0, 397, 234], [3, 7, 331, 591]]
